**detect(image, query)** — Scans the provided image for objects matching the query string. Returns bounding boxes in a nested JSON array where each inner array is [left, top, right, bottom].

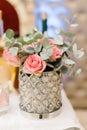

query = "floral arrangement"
[[2, 28, 84, 75]]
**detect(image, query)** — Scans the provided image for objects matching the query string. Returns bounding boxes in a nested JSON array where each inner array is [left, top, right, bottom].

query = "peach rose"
[[23, 54, 46, 74], [50, 46, 62, 62], [3, 48, 21, 67]]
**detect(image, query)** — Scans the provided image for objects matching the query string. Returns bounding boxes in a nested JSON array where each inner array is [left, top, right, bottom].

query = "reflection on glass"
[[0, 82, 9, 113]]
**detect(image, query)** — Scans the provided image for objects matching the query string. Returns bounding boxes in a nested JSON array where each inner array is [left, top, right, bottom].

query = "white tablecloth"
[[0, 90, 85, 130]]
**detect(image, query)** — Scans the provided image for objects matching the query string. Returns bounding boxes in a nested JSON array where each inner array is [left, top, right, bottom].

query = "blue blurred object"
[[33, 0, 70, 38]]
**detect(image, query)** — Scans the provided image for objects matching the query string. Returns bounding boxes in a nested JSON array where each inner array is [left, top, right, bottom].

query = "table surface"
[[0, 89, 85, 130]]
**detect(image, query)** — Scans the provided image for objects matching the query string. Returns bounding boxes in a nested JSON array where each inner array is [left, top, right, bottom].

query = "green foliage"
[[43, 38, 50, 48], [64, 32, 75, 38], [24, 47, 35, 54], [6, 29, 15, 39], [61, 65, 68, 74], [54, 35, 64, 45], [64, 59, 75, 65], [17, 37, 26, 45], [40, 52, 49, 60], [9, 47, 19, 56], [3, 27, 84, 76], [75, 68, 82, 75], [34, 44, 42, 53], [72, 43, 84, 58]]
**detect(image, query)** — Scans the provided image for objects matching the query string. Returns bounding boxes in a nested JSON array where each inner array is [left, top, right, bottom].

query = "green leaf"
[[43, 32, 48, 37], [73, 43, 84, 58], [9, 47, 19, 56], [75, 50, 84, 58], [61, 65, 68, 74], [75, 68, 82, 75], [70, 23, 79, 28], [40, 52, 49, 60], [43, 38, 50, 48], [72, 43, 78, 57], [23, 37, 30, 42], [25, 47, 35, 54], [14, 41, 22, 46], [34, 32, 43, 40], [3, 34, 13, 43], [46, 47, 53, 57], [27, 39, 35, 44], [5, 42, 11, 47], [62, 46, 68, 52], [64, 32, 75, 38], [72, 43, 77, 55], [25, 33, 31, 37], [34, 44, 42, 53], [64, 59, 75, 65], [64, 42, 70, 47], [54, 35, 64, 45], [41, 47, 53, 57], [17, 37, 26, 45], [6, 29, 15, 39]]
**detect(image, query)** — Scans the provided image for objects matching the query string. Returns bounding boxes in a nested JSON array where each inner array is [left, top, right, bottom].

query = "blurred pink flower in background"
[[2, 48, 21, 67]]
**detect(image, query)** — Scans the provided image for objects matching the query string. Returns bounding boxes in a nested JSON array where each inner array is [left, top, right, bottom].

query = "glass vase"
[[19, 67, 63, 119]]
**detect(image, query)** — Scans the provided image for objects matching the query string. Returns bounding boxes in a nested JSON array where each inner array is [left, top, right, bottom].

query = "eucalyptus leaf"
[[64, 32, 75, 37], [40, 52, 49, 60], [43, 32, 48, 37], [25, 47, 35, 54], [34, 32, 43, 40], [75, 68, 82, 75], [70, 23, 79, 28], [5, 42, 11, 47], [62, 46, 68, 52], [64, 59, 75, 65], [14, 41, 22, 46], [43, 38, 50, 48], [64, 42, 70, 47], [26, 38, 35, 44], [42, 48, 46, 53], [73, 44, 84, 58], [3, 34, 13, 43], [72, 43, 77, 55], [25, 33, 31, 37], [17, 37, 26, 45], [75, 50, 84, 58], [34, 44, 42, 53], [54, 35, 63, 45], [61, 65, 68, 74], [9, 47, 19, 56], [46, 47, 53, 57], [6, 29, 15, 39], [23, 37, 30, 42]]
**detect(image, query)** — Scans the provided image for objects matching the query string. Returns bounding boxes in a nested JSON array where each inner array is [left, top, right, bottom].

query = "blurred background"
[[0, 0, 87, 129]]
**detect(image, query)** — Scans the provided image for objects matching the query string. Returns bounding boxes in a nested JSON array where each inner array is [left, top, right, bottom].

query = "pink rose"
[[23, 54, 46, 74], [50, 46, 63, 62], [3, 48, 21, 67]]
